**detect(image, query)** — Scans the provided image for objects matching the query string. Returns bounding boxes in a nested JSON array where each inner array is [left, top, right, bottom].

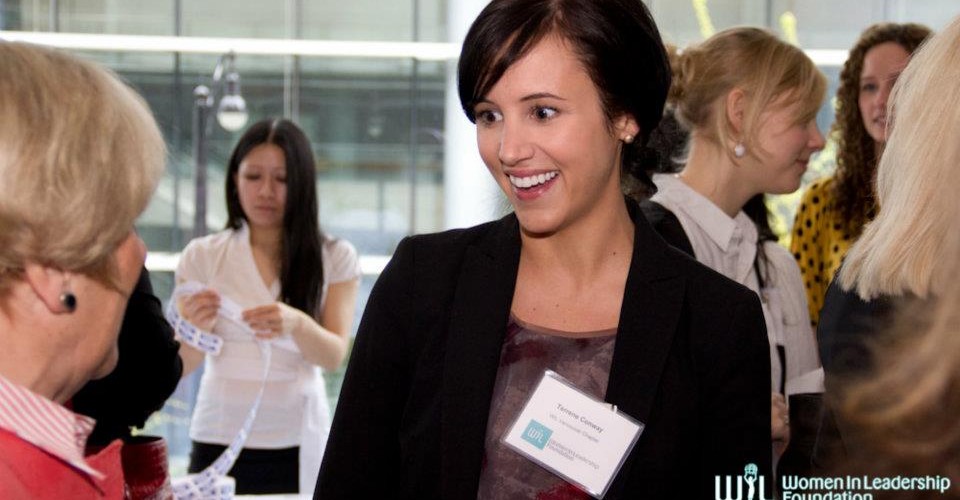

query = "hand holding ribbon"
[[242, 302, 299, 340], [166, 281, 276, 499], [178, 288, 221, 333]]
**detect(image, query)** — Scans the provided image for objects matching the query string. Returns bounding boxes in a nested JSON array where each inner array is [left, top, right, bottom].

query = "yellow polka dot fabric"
[[789, 177, 855, 329]]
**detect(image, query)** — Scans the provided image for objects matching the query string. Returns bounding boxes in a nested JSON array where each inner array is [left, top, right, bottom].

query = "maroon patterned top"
[[476, 315, 616, 500]]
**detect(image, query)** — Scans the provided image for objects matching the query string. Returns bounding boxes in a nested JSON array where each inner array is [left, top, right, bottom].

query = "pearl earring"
[[734, 143, 746, 158], [623, 135, 634, 144]]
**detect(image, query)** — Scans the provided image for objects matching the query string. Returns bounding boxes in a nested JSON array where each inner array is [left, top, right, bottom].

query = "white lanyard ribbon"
[[166, 281, 272, 499]]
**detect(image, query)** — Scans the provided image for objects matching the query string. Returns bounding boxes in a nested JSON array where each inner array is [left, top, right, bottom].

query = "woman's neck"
[[0, 294, 77, 404], [248, 224, 282, 256], [512, 190, 634, 333], [519, 194, 634, 285], [248, 223, 283, 284], [679, 136, 754, 218], [0, 348, 71, 403]]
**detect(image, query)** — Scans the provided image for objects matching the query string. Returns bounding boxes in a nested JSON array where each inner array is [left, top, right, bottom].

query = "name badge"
[[502, 370, 644, 499]]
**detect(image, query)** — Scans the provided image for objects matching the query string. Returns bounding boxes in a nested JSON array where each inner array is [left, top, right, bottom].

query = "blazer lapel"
[[606, 209, 686, 419], [604, 201, 687, 497], [441, 215, 521, 498]]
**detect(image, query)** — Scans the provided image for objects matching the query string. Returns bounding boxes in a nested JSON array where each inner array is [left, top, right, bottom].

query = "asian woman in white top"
[[175, 118, 360, 495]]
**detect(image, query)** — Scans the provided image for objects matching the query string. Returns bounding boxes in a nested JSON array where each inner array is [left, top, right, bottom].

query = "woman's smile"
[[507, 170, 560, 200]]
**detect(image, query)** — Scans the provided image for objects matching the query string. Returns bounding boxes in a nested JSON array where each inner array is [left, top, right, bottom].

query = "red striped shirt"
[[0, 374, 103, 479]]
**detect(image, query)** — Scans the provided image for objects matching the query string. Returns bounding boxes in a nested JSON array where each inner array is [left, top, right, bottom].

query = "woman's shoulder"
[[175, 229, 242, 282], [321, 235, 361, 282], [808, 175, 835, 191], [692, 263, 758, 304], [762, 240, 802, 269], [181, 228, 237, 256], [399, 216, 516, 256], [661, 238, 768, 361], [322, 235, 358, 260], [658, 239, 758, 304], [375, 217, 518, 290], [818, 278, 900, 376]]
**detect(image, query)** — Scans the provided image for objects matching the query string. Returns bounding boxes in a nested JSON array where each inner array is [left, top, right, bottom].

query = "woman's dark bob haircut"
[[457, 0, 671, 190], [225, 118, 325, 316], [458, 0, 671, 149]]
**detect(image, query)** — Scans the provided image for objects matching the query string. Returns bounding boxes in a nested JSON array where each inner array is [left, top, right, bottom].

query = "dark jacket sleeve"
[[813, 277, 898, 468], [315, 237, 415, 498], [72, 267, 183, 446], [696, 287, 772, 494]]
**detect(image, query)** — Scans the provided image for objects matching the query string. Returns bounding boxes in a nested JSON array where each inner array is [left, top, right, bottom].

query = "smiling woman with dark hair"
[[316, 1, 772, 498]]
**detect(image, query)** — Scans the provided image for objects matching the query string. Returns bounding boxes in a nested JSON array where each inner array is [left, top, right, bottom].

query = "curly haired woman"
[[790, 23, 930, 329]]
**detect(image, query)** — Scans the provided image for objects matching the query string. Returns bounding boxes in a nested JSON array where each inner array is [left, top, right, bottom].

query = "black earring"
[[60, 292, 77, 313]]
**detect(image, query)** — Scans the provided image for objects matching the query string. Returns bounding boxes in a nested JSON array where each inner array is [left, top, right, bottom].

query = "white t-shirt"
[[176, 222, 360, 448], [651, 174, 821, 393]]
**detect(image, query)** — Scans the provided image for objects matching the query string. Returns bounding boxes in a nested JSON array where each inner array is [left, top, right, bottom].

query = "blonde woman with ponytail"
[[645, 27, 826, 453]]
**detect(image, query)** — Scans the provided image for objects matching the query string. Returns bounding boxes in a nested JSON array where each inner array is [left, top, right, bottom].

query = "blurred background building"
[[2, 0, 955, 475]]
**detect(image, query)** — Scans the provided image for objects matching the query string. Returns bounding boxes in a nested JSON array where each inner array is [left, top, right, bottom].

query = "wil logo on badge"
[[521, 420, 553, 450]]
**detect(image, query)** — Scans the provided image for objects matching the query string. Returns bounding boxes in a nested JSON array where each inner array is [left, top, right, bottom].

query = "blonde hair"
[[0, 42, 165, 293], [839, 16, 960, 300], [670, 27, 826, 160]]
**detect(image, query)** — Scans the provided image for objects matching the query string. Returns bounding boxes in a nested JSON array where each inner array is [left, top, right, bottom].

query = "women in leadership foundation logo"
[[716, 463, 770, 500]]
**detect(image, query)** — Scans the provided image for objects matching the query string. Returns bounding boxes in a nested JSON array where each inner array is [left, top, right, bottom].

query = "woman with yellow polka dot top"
[[790, 23, 930, 329]]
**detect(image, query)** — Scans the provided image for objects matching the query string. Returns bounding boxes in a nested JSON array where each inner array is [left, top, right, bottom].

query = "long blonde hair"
[[839, 16, 960, 300]]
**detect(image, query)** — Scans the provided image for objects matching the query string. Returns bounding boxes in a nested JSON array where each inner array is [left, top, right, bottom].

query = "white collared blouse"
[[651, 174, 821, 393]]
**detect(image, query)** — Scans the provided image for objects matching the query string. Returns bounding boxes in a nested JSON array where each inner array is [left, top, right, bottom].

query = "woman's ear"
[[23, 263, 74, 314], [614, 114, 640, 143], [725, 88, 747, 136]]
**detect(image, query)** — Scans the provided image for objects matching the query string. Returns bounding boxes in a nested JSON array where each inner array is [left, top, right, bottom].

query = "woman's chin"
[[516, 212, 562, 239]]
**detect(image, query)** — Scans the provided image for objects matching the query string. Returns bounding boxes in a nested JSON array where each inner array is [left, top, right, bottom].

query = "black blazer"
[[316, 201, 771, 499], [818, 277, 899, 379], [812, 276, 910, 469]]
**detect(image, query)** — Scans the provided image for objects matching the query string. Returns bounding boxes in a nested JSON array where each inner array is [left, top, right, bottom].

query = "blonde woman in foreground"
[[817, 16, 960, 480]]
